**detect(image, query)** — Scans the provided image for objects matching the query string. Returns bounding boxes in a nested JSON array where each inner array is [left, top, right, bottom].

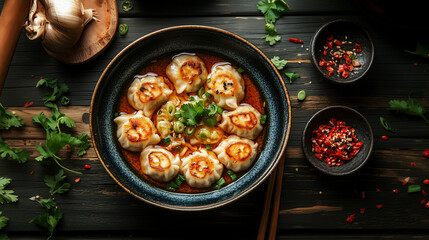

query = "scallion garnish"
[[297, 90, 306, 101], [198, 87, 204, 98], [119, 23, 129, 36], [213, 177, 226, 189], [227, 170, 237, 181], [237, 67, 244, 73], [408, 184, 421, 193], [121, 0, 133, 12], [166, 174, 186, 191], [380, 116, 397, 133], [205, 144, 212, 150], [261, 114, 267, 124]]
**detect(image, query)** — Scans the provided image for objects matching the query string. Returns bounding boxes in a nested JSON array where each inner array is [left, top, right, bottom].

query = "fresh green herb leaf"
[[161, 137, 171, 145], [75, 134, 91, 156], [389, 97, 429, 124], [203, 115, 218, 127], [263, 34, 281, 46], [36, 198, 56, 210], [29, 207, 63, 240], [0, 139, 29, 163], [379, 116, 397, 133], [0, 177, 18, 204], [0, 104, 25, 130], [0, 211, 9, 230], [270, 56, 287, 70], [284, 71, 300, 83], [60, 96, 70, 106], [237, 67, 244, 73], [261, 115, 267, 124], [404, 41, 429, 58], [205, 144, 212, 150], [44, 170, 71, 196], [36, 78, 69, 106]]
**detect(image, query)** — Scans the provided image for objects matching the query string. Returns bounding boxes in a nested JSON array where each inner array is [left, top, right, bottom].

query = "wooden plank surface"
[[1, 0, 429, 239]]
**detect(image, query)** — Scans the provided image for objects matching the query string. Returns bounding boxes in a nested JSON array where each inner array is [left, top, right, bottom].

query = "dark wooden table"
[[1, 0, 429, 239]]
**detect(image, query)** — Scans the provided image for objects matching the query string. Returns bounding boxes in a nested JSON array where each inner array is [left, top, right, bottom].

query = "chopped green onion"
[[167, 174, 186, 191], [174, 145, 182, 153], [198, 87, 204, 98], [217, 105, 223, 114], [261, 115, 267, 124], [121, 0, 133, 12], [166, 181, 178, 191], [114, 112, 119, 117], [237, 67, 244, 73], [204, 92, 212, 99], [380, 116, 397, 133], [213, 177, 226, 189], [199, 129, 210, 140], [185, 126, 196, 136], [297, 90, 306, 101], [207, 78, 212, 83], [119, 23, 129, 36], [205, 144, 212, 150], [407, 184, 421, 193], [227, 170, 237, 181], [208, 103, 218, 115], [175, 173, 185, 186], [166, 102, 176, 117], [158, 109, 162, 115], [161, 137, 171, 145], [173, 121, 185, 133], [60, 96, 70, 105], [190, 96, 195, 101]]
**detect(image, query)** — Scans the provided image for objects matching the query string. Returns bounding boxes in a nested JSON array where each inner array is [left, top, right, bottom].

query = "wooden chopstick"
[[257, 166, 277, 240], [267, 155, 286, 240]]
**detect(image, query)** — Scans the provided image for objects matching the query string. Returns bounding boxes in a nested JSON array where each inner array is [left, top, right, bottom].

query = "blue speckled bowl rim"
[[90, 25, 291, 211]]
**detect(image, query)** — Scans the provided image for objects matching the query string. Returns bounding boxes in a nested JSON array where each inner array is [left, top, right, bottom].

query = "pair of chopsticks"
[[257, 155, 285, 240]]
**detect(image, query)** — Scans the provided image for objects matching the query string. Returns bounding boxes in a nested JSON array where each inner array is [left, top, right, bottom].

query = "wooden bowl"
[[309, 20, 374, 85], [44, 0, 118, 64], [302, 106, 373, 176]]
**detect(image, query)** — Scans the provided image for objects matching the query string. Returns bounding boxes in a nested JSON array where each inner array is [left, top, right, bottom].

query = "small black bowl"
[[310, 20, 374, 85], [302, 106, 373, 176]]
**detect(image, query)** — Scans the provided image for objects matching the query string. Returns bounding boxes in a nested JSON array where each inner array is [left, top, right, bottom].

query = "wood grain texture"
[[1, 0, 429, 238]]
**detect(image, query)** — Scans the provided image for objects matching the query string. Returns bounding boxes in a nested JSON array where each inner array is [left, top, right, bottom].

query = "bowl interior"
[[310, 20, 374, 84], [302, 106, 373, 176], [90, 26, 290, 210]]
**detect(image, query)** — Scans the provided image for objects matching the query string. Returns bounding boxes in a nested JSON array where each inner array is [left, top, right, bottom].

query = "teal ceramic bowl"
[[90, 26, 291, 211]]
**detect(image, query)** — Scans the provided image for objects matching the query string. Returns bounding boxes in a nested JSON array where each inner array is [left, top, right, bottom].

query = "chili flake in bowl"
[[302, 106, 373, 176], [310, 20, 374, 85]]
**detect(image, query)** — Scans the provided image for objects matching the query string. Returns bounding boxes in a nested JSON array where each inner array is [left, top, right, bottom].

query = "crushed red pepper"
[[311, 118, 363, 166], [346, 213, 356, 223]]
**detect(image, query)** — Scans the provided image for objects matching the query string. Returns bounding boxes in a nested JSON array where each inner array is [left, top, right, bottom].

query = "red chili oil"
[[117, 53, 266, 193], [311, 118, 363, 167]]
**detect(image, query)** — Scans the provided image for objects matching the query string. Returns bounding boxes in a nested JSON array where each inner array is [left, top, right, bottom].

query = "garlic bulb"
[[25, 0, 99, 53]]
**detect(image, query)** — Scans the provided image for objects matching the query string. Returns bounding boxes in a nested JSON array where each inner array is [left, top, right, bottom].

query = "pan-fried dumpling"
[[114, 111, 160, 152], [140, 146, 180, 182], [127, 75, 172, 117], [213, 135, 258, 172], [166, 54, 208, 94], [219, 105, 263, 140], [206, 64, 245, 110], [180, 149, 223, 188]]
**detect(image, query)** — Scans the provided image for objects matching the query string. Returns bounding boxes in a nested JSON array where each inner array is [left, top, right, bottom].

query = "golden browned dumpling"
[[213, 135, 258, 172], [140, 146, 180, 182], [166, 54, 208, 93], [127, 75, 172, 117], [180, 149, 223, 188], [219, 105, 263, 140], [114, 111, 160, 152], [206, 64, 245, 110]]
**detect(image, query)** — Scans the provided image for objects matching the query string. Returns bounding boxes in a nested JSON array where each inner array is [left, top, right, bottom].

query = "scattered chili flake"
[[423, 150, 429, 158], [289, 38, 303, 44], [31, 74, 35, 78], [75, 178, 81, 183], [421, 199, 426, 205], [84, 164, 91, 169], [30, 170, 34, 175], [360, 208, 365, 214], [423, 179, 429, 185], [327, 35, 333, 41], [333, 39, 343, 45], [66, 145, 70, 149], [422, 190, 427, 197], [381, 136, 389, 140], [346, 213, 356, 223], [23, 140, 27, 145], [311, 118, 363, 167], [376, 188, 381, 192], [403, 177, 410, 185], [24, 101, 34, 108], [413, 62, 418, 66], [40, 76, 43, 80], [376, 204, 383, 209], [362, 191, 366, 199], [393, 189, 398, 194], [411, 162, 416, 167]]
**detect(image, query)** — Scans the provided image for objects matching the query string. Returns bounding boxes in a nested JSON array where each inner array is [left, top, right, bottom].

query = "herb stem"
[[52, 154, 82, 175]]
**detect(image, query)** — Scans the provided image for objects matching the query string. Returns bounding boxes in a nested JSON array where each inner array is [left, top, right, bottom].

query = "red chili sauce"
[[117, 53, 266, 193]]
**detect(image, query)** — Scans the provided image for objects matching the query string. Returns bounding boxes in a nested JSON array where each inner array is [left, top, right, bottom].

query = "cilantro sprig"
[[271, 56, 288, 70], [284, 71, 300, 83], [33, 78, 90, 175], [257, 0, 290, 45], [177, 98, 221, 128], [0, 211, 8, 230], [0, 177, 18, 205], [389, 96, 429, 124], [29, 170, 70, 240]]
